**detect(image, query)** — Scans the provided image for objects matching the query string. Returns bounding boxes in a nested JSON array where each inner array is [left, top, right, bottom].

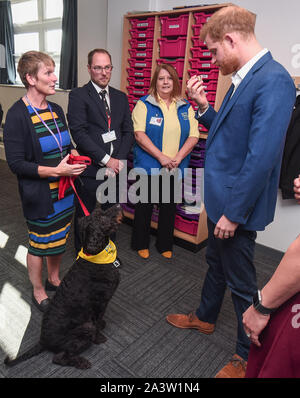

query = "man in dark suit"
[[67, 49, 134, 252], [166, 6, 295, 378]]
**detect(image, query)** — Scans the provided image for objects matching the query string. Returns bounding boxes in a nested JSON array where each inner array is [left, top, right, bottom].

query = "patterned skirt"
[[26, 180, 74, 257]]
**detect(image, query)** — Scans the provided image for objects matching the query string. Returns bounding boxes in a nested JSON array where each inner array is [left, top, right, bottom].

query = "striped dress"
[[25, 101, 74, 257]]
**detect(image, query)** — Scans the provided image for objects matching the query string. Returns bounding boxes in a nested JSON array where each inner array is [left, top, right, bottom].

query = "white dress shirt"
[[91, 81, 112, 165]]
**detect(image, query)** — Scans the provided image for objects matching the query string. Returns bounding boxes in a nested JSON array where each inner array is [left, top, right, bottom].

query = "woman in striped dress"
[[4, 51, 87, 312]]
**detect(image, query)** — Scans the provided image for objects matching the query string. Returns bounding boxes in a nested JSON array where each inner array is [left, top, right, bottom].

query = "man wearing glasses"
[[67, 49, 134, 252]]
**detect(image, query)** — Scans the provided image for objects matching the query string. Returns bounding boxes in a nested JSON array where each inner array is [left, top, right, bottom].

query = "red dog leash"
[[58, 154, 91, 216]]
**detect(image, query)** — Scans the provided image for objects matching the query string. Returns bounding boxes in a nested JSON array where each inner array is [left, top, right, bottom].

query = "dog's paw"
[[93, 332, 107, 345], [74, 356, 92, 369]]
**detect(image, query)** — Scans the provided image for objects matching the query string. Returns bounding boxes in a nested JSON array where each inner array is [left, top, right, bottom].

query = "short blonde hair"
[[17, 51, 55, 89], [148, 64, 181, 101], [200, 6, 256, 42]]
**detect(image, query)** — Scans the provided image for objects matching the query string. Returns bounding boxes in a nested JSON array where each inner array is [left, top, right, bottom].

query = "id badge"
[[102, 130, 116, 143], [150, 116, 163, 126]]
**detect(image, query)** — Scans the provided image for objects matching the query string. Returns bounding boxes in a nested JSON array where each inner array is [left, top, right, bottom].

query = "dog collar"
[[77, 239, 117, 264]]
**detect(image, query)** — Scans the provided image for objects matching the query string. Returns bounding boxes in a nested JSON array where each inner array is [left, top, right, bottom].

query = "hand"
[[56, 154, 87, 177], [294, 175, 300, 204], [106, 157, 124, 175], [242, 305, 270, 347], [214, 215, 239, 239], [186, 75, 209, 112], [158, 153, 173, 168], [169, 154, 183, 169]]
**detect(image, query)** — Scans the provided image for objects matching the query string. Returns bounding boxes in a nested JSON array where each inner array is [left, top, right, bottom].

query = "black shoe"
[[32, 293, 50, 313], [45, 279, 59, 292]]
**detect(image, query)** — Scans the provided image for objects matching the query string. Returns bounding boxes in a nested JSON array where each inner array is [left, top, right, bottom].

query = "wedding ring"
[[246, 332, 251, 338]]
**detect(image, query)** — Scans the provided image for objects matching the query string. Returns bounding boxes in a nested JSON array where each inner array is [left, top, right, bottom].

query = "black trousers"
[[131, 174, 179, 253]]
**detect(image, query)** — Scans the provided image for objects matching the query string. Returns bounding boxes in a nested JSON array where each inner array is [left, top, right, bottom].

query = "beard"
[[219, 53, 240, 76]]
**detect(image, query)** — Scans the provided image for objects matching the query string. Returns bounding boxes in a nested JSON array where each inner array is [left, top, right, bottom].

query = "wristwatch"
[[252, 290, 277, 315]]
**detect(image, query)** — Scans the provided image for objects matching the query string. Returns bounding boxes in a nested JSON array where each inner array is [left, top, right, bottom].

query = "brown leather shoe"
[[166, 312, 215, 335], [215, 354, 247, 378]]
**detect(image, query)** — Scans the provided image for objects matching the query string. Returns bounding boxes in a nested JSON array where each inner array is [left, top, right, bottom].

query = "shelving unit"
[[120, 4, 232, 252]]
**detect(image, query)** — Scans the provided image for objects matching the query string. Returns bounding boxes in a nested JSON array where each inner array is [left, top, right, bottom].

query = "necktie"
[[100, 90, 111, 117], [99, 90, 113, 156]]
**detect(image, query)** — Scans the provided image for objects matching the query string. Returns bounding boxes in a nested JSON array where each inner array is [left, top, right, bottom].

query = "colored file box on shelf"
[[160, 14, 189, 37], [128, 58, 153, 69], [190, 47, 212, 59], [206, 92, 216, 102], [191, 36, 206, 47], [188, 69, 219, 81], [157, 58, 185, 77], [194, 12, 213, 25], [127, 68, 152, 78], [129, 49, 153, 58], [192, 24, 203, 36], [158, 37, 187, 57], [130, 17, 155, 30], [174, 214, 198, 236], [202, 81, 217, 91], [127, 77, 151, 87], [130, 29, 154, 39], [127, 94, 142, 105], [129, 38, 154, 49], [127, 86, 149, 96], [189, 59, 218, 69]]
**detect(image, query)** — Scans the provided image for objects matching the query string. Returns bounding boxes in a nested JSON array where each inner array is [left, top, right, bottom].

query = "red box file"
[[191, 36, 206, 47], [192, 24, 203, 36], [127, 94, 143, 105], [188, 69, 219, 81], [158, 37, 187, 57], [130, 17, 155, 30], [160, 14, 189, 37], [194, 12, 213, 25], [127, 77, 151, 87], [127, 68, 152, 78], [127, 86, 149, 97], [190, 47, 212, 59], [174, 214, 198, 235], [189, 59, 218, 69], [157, 58, 185, 77], [128, 58, 153, 69], [129, 48, 153, 58], [202, 81, 217, 91], [129, 38, 154, 49], [130, 29, 154, 39]]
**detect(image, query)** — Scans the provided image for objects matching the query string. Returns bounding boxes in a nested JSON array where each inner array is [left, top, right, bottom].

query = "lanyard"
[[26, 96, 63, 158]]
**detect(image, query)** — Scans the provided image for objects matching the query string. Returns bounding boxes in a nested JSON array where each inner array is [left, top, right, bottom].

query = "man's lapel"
[[206, 52, 272, 148], [87, 81, 106, 118]]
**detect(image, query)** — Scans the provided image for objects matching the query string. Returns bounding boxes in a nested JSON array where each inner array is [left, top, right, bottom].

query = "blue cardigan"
[[4, 98, 71, 220]]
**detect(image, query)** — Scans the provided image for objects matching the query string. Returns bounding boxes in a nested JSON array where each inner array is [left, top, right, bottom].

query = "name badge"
[[102, 130, 116, 143], [150, 116, 163, 126]]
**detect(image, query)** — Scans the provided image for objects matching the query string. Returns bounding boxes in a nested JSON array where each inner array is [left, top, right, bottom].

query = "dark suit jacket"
[[198, 52, 295, 231], [279, 95, 300, 199], [67, 81, 134, 178]]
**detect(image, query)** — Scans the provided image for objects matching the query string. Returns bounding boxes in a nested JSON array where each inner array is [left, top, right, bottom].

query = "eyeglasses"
[[90, 65, 113, 73]]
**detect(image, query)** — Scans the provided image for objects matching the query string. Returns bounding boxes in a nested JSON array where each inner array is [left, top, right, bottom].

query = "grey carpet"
[[0, 160, 283, 378]]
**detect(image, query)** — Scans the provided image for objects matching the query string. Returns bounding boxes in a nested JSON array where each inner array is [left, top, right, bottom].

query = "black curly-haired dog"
[[4, 204, 122, 369]]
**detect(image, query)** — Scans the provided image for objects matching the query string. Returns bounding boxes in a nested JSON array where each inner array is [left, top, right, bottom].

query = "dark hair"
[[87, 49, 112, 66], [148, 64, 181, 101], [17, 51, 55, 89]]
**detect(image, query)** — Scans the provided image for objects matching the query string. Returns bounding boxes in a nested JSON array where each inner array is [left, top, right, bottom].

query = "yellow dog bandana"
[[77, 239, 117, 264]]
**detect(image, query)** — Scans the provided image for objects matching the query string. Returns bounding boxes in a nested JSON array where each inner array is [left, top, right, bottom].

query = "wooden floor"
[[0, 160, 283, 380]]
